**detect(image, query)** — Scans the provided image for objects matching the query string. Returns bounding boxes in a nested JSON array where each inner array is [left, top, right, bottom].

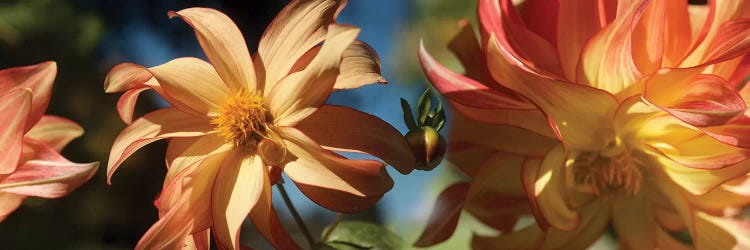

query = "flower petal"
[[472, 224, 543, 250], [577, 0, 646, 93], [532, 145, 579, 231], [0, 192, 23, 222], [0, 61, 56, 130], [486, 36, 618, 151], [295, 105, 417, 174], [448, 20, 493, 82], [651, 150, 750, 195], [0, 89, 32, 174], [250, 178, 301, 250], [413, 182, 469, 247], [169, 8, 256, 92], [334, 40, 386, 89], [256, 0, 346, 92], [148, 57, 230, 116], [165, 134, 231, 186], [556, 0, 604, 80], [610, 193, 656, 249], [268, 24, 359, 126], [280, 127, 393, 213], [420, 41, 532, 109], [107, 108, 214, 184], [449, 101, 555, 138], [116, 85, 149, 124], [0, 159, 98, 199], [541, 200, 609, 249], [137, 153, 222, 250], [645, 69, 745, 127], [25, 115, 83, 152], [478, 0, 564, 77], [211, 152, 264, 250], [694, 211, 750, 249], [464, 154, 529, 231], [450, 112, 557, 158]]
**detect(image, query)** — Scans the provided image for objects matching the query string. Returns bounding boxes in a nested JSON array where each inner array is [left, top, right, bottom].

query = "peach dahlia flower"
[[418, 0, 750, 249], [104, 2, 415, 249], [0, 62, 98, 221]]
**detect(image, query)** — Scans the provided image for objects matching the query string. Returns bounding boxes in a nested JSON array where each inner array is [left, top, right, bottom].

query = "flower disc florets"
[[212, 90, 272, 152], [570, 137, 643, 196]]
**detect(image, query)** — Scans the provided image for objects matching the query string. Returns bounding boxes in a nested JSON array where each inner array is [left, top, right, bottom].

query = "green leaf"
[[321, 221, 404, 250], [400, 98, 418, 130], [417, 88, 432, 125], [433, 107, 446, 132]]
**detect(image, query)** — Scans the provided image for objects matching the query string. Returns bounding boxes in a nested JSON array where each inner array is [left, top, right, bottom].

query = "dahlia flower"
[[418, 0, 750, 249], [104, 1, 415, 249], [0, 62, 98, 222]]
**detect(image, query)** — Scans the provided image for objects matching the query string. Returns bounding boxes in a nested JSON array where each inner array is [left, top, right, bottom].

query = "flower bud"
[[406, 126, 446, 171]]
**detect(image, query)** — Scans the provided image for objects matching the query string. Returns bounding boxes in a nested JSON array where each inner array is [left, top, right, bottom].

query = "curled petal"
[[295, 105, 417, 174], [0, 89, 32, 174], [413, 182, 469, 247], [450, 112, 557, 158], [148, 57, 230, 116], [211, 152, 264, 250], [280, 127, 392, 213], [169, 8, 256, 92], [104, 63, 153, 93], [701, 19, 750, 66], [531, 145, 579, 231], [541, 200, 609, 249], [25, 115, 83, 151], [116, 85, 149, 124], [652, 150, 750, 195], [645, 69, 745, 127], [334, 40, 386, 89], [268, 24, 359, 126], [107, 108, 214, 184], [256, 0, 347, 92], [0, 61, 56, 130], [449, 101, 555, 138]]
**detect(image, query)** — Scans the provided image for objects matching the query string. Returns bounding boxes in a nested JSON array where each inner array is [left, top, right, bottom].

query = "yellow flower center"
[[570, 137, 644, 196], [212, 91, 272, 152]]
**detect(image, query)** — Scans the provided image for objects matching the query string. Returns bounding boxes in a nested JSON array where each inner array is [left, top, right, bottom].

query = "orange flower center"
[[212, 91, 271, 151], [570, 138, 643, 196]]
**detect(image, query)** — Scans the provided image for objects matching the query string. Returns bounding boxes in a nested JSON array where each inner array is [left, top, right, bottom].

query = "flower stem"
[[276, 181, 316, 247], [321, 213, 345, 242]]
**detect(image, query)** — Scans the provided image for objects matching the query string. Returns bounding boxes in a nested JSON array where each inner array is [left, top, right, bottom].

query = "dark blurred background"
[[0, 0, 483, 249]]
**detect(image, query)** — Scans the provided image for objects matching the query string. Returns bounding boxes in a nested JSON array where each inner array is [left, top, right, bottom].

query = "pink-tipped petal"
[[556, 0, 602, 80], [295, 105, 417, 174], [169, 8, 256, 92], [25, 115, 83, 152], [104, 63, 153, 93], [249, 176, 301, 250], [0, 160, 98, 199], [116, 86, 149, 124]]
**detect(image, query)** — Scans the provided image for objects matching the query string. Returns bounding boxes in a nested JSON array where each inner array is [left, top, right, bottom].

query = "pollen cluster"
[[212, 91, 271, 151], [570, 138, 644, 196]]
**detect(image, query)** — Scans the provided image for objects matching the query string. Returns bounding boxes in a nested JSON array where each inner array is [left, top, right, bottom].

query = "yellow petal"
[[211, 152, 264, 250], [267, 24, 359, 126], [169, 8, 256, 92], [148, 57, 230, 116], [610, 193, 656, 249], [534, 145, 579, 231]]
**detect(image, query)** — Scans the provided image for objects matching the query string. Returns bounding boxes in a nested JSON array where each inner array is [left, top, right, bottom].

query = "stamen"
[[571, 138, 643, 196], [212, 91, 273, 152]]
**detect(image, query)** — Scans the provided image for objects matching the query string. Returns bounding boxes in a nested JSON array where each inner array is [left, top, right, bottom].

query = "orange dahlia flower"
[[0, 62, 98, 222], [104, 1, 415, 249], [418, 0, 750, 249]]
